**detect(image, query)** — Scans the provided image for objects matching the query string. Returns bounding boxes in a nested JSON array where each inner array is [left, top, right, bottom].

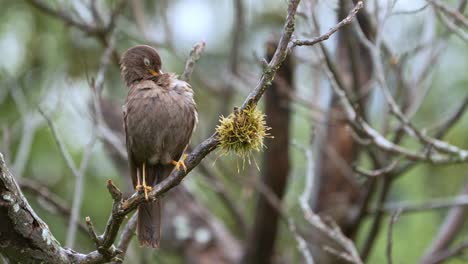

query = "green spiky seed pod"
[[216, 106, 271, 161]]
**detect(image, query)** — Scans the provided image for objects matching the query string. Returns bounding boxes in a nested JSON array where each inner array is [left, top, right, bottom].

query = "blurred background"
[[0, 0, 467, 263]]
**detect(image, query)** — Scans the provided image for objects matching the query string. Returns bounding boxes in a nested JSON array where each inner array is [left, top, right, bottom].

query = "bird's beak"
[[149, 69, 159, 76]]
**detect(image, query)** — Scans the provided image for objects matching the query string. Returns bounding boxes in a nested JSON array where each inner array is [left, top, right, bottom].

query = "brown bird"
[[120, 45, 197, 247]]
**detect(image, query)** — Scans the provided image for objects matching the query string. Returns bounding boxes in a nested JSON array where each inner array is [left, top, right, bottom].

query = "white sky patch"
[[0, 8, 33, 75], [0, 32, 24, 74], [169, 0, 217, 51]]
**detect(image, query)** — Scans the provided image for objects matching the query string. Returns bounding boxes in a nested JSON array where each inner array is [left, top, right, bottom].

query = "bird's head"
[[120, 45, 162, 87]]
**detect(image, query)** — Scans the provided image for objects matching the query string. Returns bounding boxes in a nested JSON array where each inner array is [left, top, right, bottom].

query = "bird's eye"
[[143, 58, 151, 66]]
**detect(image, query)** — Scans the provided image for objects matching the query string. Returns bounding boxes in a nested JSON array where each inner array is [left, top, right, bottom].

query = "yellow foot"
[[143, 185, 152, 201], [172, 154, 188, 172], [135, 184, 152, 200], [136, 162, 153, 201]]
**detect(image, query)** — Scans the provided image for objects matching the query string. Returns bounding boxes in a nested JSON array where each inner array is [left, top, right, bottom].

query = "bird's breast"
[[125, 87, 196, 165]]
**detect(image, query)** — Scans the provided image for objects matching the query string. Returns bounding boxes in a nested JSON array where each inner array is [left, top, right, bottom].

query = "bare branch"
[[386, 210, 401, 264], [197, 161, 248, 235], [25, 0, 102, 35], [297, 137, 363, 264], [292, 1, 364, 47], [354, 161, 399, 178], [370, 194, 468, 215], [9, 86, 44, 178], [85, 217, 100, 247], [180, 41, 206, 83], [419, 184, 468, 264], [241, 0, 301, 109], [288, 219, 315, 264], [349, 7, 468, 161], [433, 95, 468, 139], [429, 0, 468, 28], [38, 108, 80, 177], [322, 60, 468, 164], [424, 241, 468, 264]]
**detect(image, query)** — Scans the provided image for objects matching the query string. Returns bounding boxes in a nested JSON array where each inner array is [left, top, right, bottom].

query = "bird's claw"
[[172, 154, 188, 172], [135, 184, 152, 201]]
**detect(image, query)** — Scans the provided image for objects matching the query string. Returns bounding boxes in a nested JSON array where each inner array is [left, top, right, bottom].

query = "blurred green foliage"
[[0, 1, 467, 263]]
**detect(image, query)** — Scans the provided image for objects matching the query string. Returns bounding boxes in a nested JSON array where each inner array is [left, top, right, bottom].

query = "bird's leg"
[[171, 153, 188, 172], [142, 162, 152, 201], [135, 167, 142, 191]]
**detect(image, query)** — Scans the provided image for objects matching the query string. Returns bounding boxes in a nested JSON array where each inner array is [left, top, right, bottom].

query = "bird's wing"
[[170, 80, 198, 160], [123, 99, 138, 188]]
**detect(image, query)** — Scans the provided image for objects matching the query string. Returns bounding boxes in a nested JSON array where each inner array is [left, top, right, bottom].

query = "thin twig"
[[197, 161, 248, 235], [86, 217, 100, 247], [391, 4, 429, 16], [429, 0, 468, 28], [354, 161, 399, 178], [361, 176, 393, 261], [241, 0, 301, 109], [297, 131, 363, 264], [321, 53, 468, 164], [386, 209, 401, 264], [435, 6, 468, 43], [370, 194, 468, 214], [65, 134, 96, 248], [419, 183, 468, 264], [38, 107, 80, 177], [9, 86, 44, 178], [426, 241, 468, 264], [433, 95, 468, 139], [292, 1, 364, 47], [351, 6, 468, 160], [288, 219, 315, 264], [180, 42, 206, 83], [25, 0, 103, 35]]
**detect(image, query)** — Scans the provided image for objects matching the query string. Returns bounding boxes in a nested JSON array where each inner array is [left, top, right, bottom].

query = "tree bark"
[[0, 153, 95, 263]]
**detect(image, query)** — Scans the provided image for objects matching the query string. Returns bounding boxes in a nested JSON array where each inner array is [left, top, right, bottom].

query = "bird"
[[120, 45, 197, 248]]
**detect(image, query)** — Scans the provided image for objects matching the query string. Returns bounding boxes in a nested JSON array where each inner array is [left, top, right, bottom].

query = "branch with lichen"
[[216, 106, 270, 167]]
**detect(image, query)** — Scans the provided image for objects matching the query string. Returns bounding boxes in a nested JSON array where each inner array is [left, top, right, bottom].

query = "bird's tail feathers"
[[136, 164, 174, 248]]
